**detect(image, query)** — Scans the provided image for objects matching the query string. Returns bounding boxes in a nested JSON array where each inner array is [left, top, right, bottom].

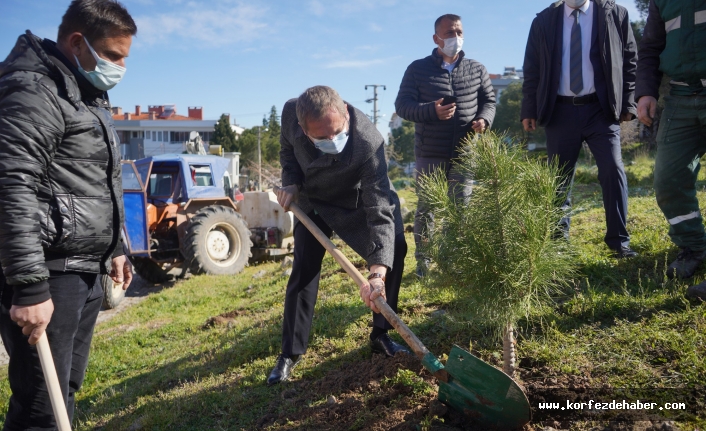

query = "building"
[[490, 67, 523, 102], [112, 105, 244, 159]]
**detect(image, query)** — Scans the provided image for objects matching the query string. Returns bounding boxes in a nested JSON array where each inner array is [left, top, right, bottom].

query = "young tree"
[[417, 133, 576, 376], [212, 114, 237, 152]]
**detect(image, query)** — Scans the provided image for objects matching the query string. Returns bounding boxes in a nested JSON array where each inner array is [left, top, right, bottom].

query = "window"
[[149, 173, 173, 196], [158, 131, 163, 142], [121, 163, 142, 190], [189, 165, 213, 187], [132, 131, 138, 138]]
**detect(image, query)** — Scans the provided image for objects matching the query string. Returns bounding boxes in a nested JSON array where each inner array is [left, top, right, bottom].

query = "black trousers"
[[0, 271, 102, 431], [545, 100, 630, 249], [281, 212, 407, 356]]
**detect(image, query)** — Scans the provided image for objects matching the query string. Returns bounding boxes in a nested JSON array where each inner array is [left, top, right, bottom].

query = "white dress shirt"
[[442, 59, 458, 73], [558, 0, 596, 96]]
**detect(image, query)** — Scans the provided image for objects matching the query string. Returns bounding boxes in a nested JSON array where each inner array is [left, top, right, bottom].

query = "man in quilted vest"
[[0, 0, 136, 427], [637, 0, 706, 301], [395, 14, 496, 277]]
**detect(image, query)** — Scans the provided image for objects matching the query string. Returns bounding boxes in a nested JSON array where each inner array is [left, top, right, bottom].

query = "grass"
[[1, 147, 705, 430]]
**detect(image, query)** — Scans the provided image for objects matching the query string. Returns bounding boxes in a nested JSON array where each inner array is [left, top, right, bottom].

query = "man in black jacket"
[[269, 86, 409, 386], [521, 0, 638, 258], [395, 14, 496, 277], [0, 0, 136, 427]]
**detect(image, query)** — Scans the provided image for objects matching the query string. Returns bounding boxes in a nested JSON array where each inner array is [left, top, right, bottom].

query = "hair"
[[434, 14, 462, 33], [296, 86, 347, 130], [57, 0, 137, 43]]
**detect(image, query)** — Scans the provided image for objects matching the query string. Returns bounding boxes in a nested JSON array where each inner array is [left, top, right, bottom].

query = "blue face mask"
[[309, 120, 349, 154], [74, 36, 126, 91]]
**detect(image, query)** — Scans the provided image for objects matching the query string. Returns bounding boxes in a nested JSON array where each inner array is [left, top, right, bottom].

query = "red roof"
[[113, 114, 202, 121]]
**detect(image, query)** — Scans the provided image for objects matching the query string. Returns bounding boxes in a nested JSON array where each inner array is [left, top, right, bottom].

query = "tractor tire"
[[184, 205, 252, 275], [130, 256, 171, 283], [100, 274, 125, 309]]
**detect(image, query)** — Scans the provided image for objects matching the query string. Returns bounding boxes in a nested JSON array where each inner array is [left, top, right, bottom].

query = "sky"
[[0, 0, 642, 138]]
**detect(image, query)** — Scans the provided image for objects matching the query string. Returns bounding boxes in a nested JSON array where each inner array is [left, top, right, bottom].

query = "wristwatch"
[[367, 272, 386, 282]]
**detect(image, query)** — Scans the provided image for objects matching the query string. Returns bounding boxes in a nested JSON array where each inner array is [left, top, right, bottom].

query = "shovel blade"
[[437, 345, 531, 430]]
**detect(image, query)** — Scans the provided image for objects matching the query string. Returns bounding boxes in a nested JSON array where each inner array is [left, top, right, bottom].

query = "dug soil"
[[254, 352, 526, 431]]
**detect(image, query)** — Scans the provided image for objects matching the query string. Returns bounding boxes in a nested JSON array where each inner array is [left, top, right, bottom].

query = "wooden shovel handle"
[[36, 332, 72, 431], [286, 201, 432, 362]]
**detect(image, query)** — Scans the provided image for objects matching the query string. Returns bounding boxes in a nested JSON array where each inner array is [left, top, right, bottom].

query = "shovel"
[[37, 332, 72, 431], [285, 200, 531, 429]]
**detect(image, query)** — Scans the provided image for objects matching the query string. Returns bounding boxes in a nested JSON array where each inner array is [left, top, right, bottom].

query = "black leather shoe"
[[370, 333, 410, 357], [612, 246, 638, 259], [667, 247, 706, 279], [267, 354, 301, 386], [686, 281, 706, 302]]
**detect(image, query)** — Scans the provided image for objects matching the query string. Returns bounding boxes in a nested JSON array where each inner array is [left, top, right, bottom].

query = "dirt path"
[[0, 274, 166, 366]]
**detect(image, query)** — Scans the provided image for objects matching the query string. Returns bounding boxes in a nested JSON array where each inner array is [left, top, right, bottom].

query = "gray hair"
[[296, 86, 347, 130]]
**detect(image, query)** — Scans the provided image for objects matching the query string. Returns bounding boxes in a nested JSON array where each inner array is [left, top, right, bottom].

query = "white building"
[[491, 67, 523, 102], [112, 105, 244, 159]]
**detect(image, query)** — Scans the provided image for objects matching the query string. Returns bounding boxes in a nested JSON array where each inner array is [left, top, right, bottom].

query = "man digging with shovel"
[[268, 85, 410, 386]]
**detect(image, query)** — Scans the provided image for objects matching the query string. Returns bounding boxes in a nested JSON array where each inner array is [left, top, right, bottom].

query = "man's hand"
[[110, 255, 133, 290], [620, 112, 635, 122], [637, 96, 657, 127], [471, 118, 487, 133], [10, 299, 54, 345], [522, 118, 537, 132], [276, 185, 299, 211], [435, 98, 456, 121], [360, 264, 387, 314]]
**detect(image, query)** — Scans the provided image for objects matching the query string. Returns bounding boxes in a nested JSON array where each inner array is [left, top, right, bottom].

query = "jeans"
[[413, 156, 472, 260], [0, 271, 102, 431]]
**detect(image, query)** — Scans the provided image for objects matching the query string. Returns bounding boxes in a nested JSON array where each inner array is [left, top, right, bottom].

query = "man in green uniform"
[[637, 0, 706, 301]]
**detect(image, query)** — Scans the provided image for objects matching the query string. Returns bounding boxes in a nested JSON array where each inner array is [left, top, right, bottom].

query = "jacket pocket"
[[53, 194, 74, 246], [47, 195, 114, 255]]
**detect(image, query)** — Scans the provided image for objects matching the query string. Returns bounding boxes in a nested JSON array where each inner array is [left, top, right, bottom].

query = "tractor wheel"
[[100, 274, 125, 309], [184, 205, 252, 275], [130, 256, 171, 283]]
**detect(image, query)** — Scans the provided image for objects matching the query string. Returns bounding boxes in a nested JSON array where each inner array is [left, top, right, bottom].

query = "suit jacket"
[[279, 99, 403, 269], [521, 0, 638, 126]]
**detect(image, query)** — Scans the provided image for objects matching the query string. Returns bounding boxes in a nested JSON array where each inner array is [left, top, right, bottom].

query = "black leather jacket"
[[0, 32, 125, 305]]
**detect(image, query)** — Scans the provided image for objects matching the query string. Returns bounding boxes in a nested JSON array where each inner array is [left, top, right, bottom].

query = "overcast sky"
[[0, 0, 642, 137]]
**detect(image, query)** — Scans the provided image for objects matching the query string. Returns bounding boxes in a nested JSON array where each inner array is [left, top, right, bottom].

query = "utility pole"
[[365, 84, 386, 126], [257, 125, 268, 192]]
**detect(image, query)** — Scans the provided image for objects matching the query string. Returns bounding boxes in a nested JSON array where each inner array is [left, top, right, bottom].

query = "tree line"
[[211, 105, 282, 165]]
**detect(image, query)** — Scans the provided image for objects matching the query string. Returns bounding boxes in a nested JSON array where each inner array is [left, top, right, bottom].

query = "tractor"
[[101, 153, 294, 309]]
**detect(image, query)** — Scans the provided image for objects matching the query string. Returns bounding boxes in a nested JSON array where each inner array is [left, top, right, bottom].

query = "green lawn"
[[1, 147, 705, 430]]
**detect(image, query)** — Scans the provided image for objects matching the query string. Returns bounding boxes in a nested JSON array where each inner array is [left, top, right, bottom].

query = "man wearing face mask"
[[268, 86, 409, 385], [521, 0, 638, 258], [395, 14, 496, 278], [0, 0, 136, 427]]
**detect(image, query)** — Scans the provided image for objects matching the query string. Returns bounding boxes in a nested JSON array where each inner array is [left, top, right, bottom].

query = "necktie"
[[570, 9, 584, 95]]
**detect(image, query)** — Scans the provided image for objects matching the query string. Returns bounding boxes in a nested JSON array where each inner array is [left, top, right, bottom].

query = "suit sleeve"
[[279, 101, 305, 188], [636, 0, 666, 100], [358, 144, 397, 269], [394, 63, 438, 123], [475, 64, 497, 128], [620, 7, 638, 116], [521, 18, 541, 121], [0, 77, 63, 305]]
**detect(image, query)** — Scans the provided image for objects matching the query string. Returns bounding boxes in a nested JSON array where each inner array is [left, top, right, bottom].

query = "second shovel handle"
[[287, 201, 431, 361]]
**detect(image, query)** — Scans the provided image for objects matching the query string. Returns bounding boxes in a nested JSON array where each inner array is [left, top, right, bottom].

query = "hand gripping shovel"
[[286, 201, 531, 429], [37, 332, 72, 431]]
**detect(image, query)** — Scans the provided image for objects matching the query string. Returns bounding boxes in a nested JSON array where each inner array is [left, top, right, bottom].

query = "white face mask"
[[74, 36, 126, 91], [438, 36, 463, 58], [311, 129, 349, 154], [564, 0, 588, 8]]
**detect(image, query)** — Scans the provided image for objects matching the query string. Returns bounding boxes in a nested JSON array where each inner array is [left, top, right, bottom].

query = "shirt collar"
[[564, 0, 590, 18]]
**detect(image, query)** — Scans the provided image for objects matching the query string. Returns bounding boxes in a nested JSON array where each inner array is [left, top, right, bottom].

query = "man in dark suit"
[[521, 0, 638, 258], [268, 86, 409, 386]]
